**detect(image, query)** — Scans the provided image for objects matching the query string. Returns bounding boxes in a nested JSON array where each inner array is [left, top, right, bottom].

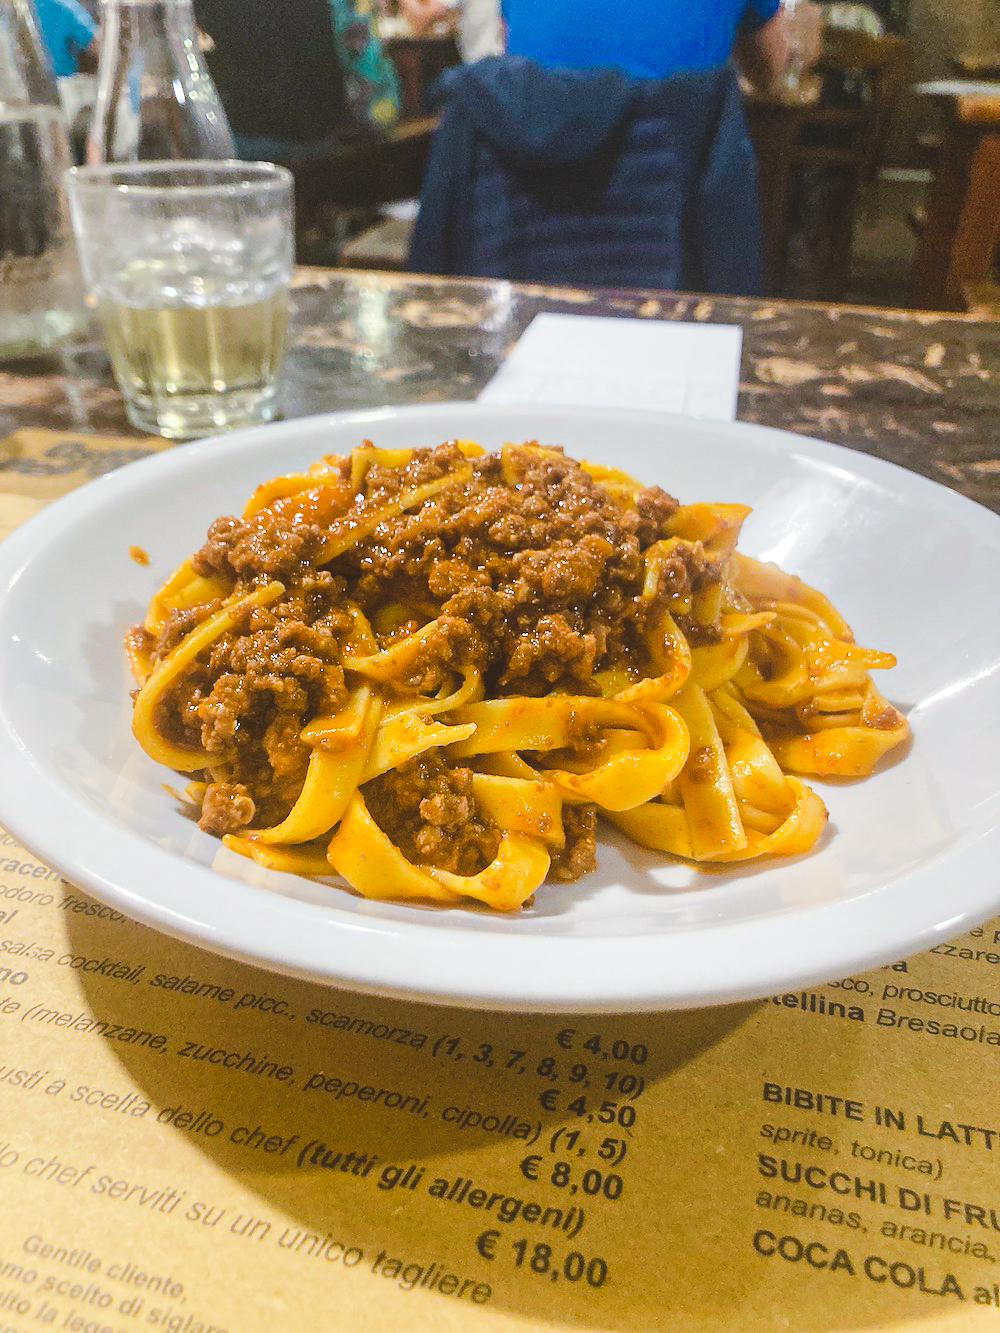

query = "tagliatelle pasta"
[[126, 440, 909, 911]]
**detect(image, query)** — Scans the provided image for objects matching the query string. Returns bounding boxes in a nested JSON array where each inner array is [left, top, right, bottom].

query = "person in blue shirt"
[[501, 1, 821, 88], [33, 0, 98, 78]]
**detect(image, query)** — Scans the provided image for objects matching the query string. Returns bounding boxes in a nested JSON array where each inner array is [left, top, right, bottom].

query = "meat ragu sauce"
[[129, 442, 719, 882]]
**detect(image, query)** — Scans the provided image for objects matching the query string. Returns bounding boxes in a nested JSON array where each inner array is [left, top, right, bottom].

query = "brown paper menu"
[[5, 453, 1000, 1333]]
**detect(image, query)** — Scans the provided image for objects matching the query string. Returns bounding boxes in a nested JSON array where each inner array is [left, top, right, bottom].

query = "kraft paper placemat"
[[3, 443, 1000, 1333], [0, 428, 166, 504]]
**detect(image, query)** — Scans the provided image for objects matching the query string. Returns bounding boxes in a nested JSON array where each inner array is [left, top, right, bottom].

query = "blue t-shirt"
[[33, 0, 97, 78], [502, 1, 781, 80]]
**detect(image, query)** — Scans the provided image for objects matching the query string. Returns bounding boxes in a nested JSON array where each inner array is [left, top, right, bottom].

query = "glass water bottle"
[[86, 0, 235, 162], [0, 0, 86, 359]]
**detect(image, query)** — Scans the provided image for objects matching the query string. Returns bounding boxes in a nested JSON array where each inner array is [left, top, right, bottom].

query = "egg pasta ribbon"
[[127, 440, 909, 911]]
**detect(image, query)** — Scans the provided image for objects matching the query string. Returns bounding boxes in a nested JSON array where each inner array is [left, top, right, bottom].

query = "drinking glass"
[[64, 160, 293, 440]]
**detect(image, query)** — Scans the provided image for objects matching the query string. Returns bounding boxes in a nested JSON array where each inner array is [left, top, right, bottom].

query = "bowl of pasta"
[[0, 401, 998, 1010]]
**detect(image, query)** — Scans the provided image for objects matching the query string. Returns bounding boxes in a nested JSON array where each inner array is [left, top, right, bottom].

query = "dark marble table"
[[2, 267, 999, 513]]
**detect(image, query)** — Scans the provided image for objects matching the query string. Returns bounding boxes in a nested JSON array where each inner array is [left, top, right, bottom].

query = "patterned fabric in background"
[[329, 0, 401, 129]]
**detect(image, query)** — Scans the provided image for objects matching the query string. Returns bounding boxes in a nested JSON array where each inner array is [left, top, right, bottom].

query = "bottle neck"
[[89, 0, 235, 161], [100, 0, 201, 70]]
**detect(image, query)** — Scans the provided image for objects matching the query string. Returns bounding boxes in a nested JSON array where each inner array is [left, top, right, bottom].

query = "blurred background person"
[[33, 0, 98, 75], [32, 0, 99, 161], [330, 0, 402, 130], [398, 0, 502, 63], [407, 1, 802, 292], [500, 0, 821, 90]]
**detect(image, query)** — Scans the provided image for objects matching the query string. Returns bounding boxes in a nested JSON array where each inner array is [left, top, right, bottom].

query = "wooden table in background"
[[912, 85, 1000, 312]]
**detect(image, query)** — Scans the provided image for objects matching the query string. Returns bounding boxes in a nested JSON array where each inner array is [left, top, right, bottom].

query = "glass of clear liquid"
[[64, 160, 293, 439]]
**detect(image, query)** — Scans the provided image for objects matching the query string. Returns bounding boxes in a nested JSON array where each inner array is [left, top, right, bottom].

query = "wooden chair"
[[288, 117, 438, 265], [383, 33, 461, 119], [910, 93, 1000, 312], [307, 33, 461, 271], [746, 28, 912, 300], [810, 28, 912, 185], [406, 59, 766, 294]]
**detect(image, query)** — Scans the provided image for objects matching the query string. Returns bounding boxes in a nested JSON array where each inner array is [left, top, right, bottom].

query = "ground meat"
[[549, 805, 598, 882], [193, 512, 322, 580], [200, 782, 256, 835], [500, 613, 599, 687], [193, 481, 352, 581], [636, 486, 681, 547], [134, 442, 705, 885], [145, 582, 349, 827], [340, 445, 665, 695], [150, 602, 222, 666], [364, 755, 500, 877]]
